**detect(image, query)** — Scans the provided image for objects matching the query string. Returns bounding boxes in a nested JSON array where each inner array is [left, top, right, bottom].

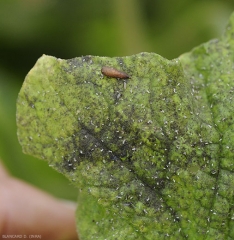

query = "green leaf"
[[17, 13, 234, 239]]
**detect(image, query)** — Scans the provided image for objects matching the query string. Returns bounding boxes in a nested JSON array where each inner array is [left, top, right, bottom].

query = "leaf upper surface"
[[17, 13, 234, 240]]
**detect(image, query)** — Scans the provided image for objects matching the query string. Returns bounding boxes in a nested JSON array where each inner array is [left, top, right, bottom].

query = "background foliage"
[[1, 0, 234, 201]]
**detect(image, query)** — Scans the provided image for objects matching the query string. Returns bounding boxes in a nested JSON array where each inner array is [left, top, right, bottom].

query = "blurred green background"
[[0, 0, 234, 201]]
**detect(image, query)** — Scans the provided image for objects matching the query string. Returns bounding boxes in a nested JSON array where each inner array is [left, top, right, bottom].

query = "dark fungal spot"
[[101, 66, 130, 79]]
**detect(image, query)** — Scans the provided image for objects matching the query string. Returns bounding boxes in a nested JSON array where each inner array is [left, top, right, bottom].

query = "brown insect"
[[101, 66, 130, 79]]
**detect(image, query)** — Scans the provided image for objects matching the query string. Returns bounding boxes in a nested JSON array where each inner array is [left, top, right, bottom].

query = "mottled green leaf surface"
[[17, 13, 234, 240]]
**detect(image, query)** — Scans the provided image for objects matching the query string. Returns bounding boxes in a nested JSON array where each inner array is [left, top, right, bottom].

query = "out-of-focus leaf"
[[16, 13, 234, 240]]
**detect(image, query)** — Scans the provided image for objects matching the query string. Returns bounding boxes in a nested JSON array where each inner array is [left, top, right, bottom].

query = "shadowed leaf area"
[[17, 13, 234, 240]]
